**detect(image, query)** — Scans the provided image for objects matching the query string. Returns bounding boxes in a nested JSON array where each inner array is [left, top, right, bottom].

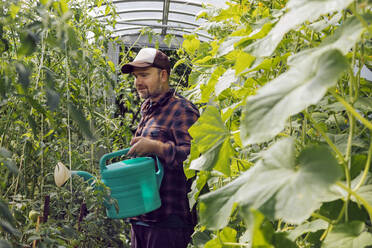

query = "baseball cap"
[[121, 48, 170, 74]]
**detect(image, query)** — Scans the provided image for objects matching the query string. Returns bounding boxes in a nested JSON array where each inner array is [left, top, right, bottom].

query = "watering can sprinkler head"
[[54, 162, 71, 187], [54, 162, 95, 187]]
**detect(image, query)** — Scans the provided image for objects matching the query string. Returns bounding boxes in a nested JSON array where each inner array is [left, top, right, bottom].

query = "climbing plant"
[[180, 0, 372, 247], [0, 0, 135, 246]]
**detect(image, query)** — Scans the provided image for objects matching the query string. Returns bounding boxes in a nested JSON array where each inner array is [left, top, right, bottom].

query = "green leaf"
[[0, 240, 12, 248], [190, 138, 233, 176], [68, 103, 95, 141], [46, 88, 60, 111], [9, 3, 20, 19], [242, 209, 297, 248], [322, 221, 372, 248], [15, 63, 31, 89], [287, 219, 328, 241], [235, 22, 273, 48], [240, 49, 348, 145], [308, 12, 342, 32], [18, 31, 38, 56], [234, 51, 255, 75], [215, 68, 236, 97], [189, 106, 233, 176], [0, 200, 15, 224], [188, 171, 210, 209], [201, 66, 226, 102], [0, 220, 20, 237], [251, 209, 274, 248], [107, 61, 116, 72], [199, 138, 342, 229], [60, 0, 69, 14], [173, 58, 186, 70], [218, 226, 237, 243], [105, 5, 111, 16], [205, 227, 237, 248], [326, 133, 365, 155], [183, 36, 200, 56], [192, 230, 212, 248], [1, 158, 19, 175], [246, 0, 354, 57], [96, 0, 104, 8], [355, 97, 372, 112], [189, 106, 228, 154]]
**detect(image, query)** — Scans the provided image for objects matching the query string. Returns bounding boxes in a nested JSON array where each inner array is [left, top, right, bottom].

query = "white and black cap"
[[121, 48, 170, 74]]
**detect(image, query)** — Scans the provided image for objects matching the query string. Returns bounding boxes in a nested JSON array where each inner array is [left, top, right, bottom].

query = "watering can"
[[54, 148, 163, 219]]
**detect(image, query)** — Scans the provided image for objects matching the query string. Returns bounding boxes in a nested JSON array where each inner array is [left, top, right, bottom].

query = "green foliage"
[[180, 0, 372, 247], [0, 0, 131, 246]]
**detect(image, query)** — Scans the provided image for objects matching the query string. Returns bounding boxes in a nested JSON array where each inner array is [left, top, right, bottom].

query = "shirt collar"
[[141, 88, 175, 113]]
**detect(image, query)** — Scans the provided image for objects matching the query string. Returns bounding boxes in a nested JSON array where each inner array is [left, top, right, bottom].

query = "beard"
[[137, 88, 150, 99]]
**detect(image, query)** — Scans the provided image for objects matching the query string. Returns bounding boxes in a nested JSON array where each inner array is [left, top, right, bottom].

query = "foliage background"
[[1, 0, 372, 247]]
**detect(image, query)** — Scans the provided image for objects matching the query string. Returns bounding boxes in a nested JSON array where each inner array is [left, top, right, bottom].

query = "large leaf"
[[189, 106, 233, 176], [199, 138, 342, 230], [246, 0, 353, 57], [190, 138, 233, 176], [240, 49, 348, 145], [215, 68, 236, 97], [322, 221, 372, 248], [68, 103, 95, 141], [189, 106, 228, 154]]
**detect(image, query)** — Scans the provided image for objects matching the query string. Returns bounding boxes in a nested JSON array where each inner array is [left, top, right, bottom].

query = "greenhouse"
[[1, 0, 372, 247]]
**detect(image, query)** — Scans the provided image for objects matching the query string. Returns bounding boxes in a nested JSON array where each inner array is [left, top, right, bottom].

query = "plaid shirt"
[[131, 88, 199, 225]]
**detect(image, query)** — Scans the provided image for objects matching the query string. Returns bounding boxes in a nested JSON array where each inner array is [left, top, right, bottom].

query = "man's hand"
[[127, 137, 162, 157]]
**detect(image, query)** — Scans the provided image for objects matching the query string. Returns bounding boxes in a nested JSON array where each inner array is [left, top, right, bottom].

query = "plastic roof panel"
[[92, 0, 225, 48]]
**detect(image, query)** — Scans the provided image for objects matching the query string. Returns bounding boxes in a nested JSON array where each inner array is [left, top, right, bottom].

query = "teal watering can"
[[54, 148, 163, 219]]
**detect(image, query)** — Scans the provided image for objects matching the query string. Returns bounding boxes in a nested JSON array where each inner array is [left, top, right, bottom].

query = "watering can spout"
[[54, 162, 95, 187], [70, 170, 95, 183]]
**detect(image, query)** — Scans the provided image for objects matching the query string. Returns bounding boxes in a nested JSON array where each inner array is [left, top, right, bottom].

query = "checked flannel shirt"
[[130, 88, 200, 225]]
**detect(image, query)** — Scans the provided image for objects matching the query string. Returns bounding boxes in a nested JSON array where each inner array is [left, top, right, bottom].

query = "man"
[[121, 47, 199, 248]]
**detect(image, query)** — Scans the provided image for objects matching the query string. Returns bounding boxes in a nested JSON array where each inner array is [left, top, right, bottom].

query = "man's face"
[[132, 67, 166, 100]]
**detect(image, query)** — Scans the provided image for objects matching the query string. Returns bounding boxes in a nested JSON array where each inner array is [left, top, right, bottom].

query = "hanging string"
[[65, 45, 73, 212]]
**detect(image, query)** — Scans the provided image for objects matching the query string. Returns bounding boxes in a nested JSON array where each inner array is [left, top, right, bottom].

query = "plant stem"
[[353, 133, 372, 191], [302, 111, 307, 146], [306, 111, 351, 222], [350, 2, 372, 33], [305, 112, 345, 165], [344, 111, 355, 222], [333, 113, 341, 133], [330, 89, 372, 130], [335, 200, 347, 223], [222, 242, 248, 247], [320, 224, 333, 241], [336, 181, 372, 221], [311, 213, 333, 224]]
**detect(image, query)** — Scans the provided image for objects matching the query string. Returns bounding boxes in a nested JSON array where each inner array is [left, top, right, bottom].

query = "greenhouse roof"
[[92, 0, 226, 49]]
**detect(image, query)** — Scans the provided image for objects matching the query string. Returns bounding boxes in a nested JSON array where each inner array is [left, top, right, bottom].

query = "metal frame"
[[92, 0, 216, 63]]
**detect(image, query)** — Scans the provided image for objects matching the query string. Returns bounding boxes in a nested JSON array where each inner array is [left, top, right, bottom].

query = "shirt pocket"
[[144, 125, 170, 143]]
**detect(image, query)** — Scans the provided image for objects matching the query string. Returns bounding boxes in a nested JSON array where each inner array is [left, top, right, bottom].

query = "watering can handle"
[[99, 148, 130, 171], [155, 156, 164, 189], [99, 148, 164, 188]]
